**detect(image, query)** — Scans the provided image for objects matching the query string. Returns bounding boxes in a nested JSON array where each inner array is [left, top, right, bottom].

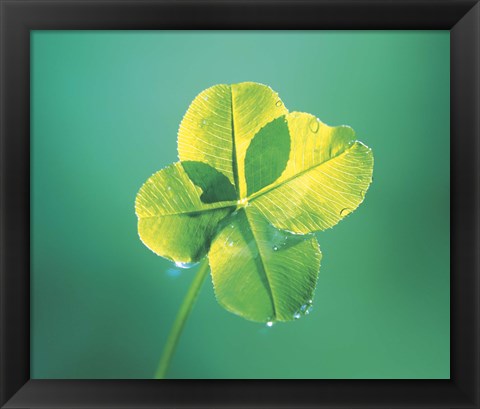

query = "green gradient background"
[[31, 31, 450, 379]]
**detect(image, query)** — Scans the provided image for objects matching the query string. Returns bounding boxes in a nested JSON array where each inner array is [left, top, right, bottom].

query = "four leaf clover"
[[135, 82, 374, 323]]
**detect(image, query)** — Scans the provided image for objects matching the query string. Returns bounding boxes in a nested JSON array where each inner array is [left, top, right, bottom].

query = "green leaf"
[[137, 83, 374, 324], [209, 206, 321, 323], [177, 82, 288, 197], [249, 112, 374, 234], [182, 161, 237, 203], [244, 116, 290, 197], [135, 162, 236, 262]]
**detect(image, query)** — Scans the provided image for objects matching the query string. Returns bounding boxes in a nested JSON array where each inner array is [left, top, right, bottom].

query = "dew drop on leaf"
[[300, 299, 313, 314], [309, 118, 320, 133], [266, 321, 274, 327], [174, 261, 199, 269], [275, 100, 283, 107], [340, 208, 352, 217], [292, 300, 314, 320]]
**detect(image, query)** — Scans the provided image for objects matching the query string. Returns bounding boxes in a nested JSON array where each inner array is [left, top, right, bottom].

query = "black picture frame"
[[1, 1, 479, 408]]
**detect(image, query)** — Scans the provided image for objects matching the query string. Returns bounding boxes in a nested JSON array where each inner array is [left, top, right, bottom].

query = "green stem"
[[155, 259, 210, 379]]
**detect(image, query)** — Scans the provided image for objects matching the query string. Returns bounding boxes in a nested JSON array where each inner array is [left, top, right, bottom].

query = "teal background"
[[31, 31, 450, 379]]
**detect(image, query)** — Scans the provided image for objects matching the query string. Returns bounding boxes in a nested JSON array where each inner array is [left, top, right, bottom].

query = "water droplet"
[[269, 229, 290, 253], [292, 299, 314, 319], [299, 299, 313, 314], [360, 190, 365, 199], [200, 119, 208, 128], [175, 261, 199, 269], [230, 224, 235, 229], [203, 96, 209, 101], [167, 186, 172, 191], [275, 100, 283, 107], [266, 321, 274, 327], [228, 241, 234, 247], [309, 118, 320, 133], [340, 208, 352, 217]]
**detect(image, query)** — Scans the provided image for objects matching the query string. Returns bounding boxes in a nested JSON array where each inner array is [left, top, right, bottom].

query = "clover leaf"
[[135, 82, 374, 324]]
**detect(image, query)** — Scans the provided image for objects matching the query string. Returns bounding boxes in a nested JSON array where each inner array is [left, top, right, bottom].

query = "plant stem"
[[155, 259, 210, 379]]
